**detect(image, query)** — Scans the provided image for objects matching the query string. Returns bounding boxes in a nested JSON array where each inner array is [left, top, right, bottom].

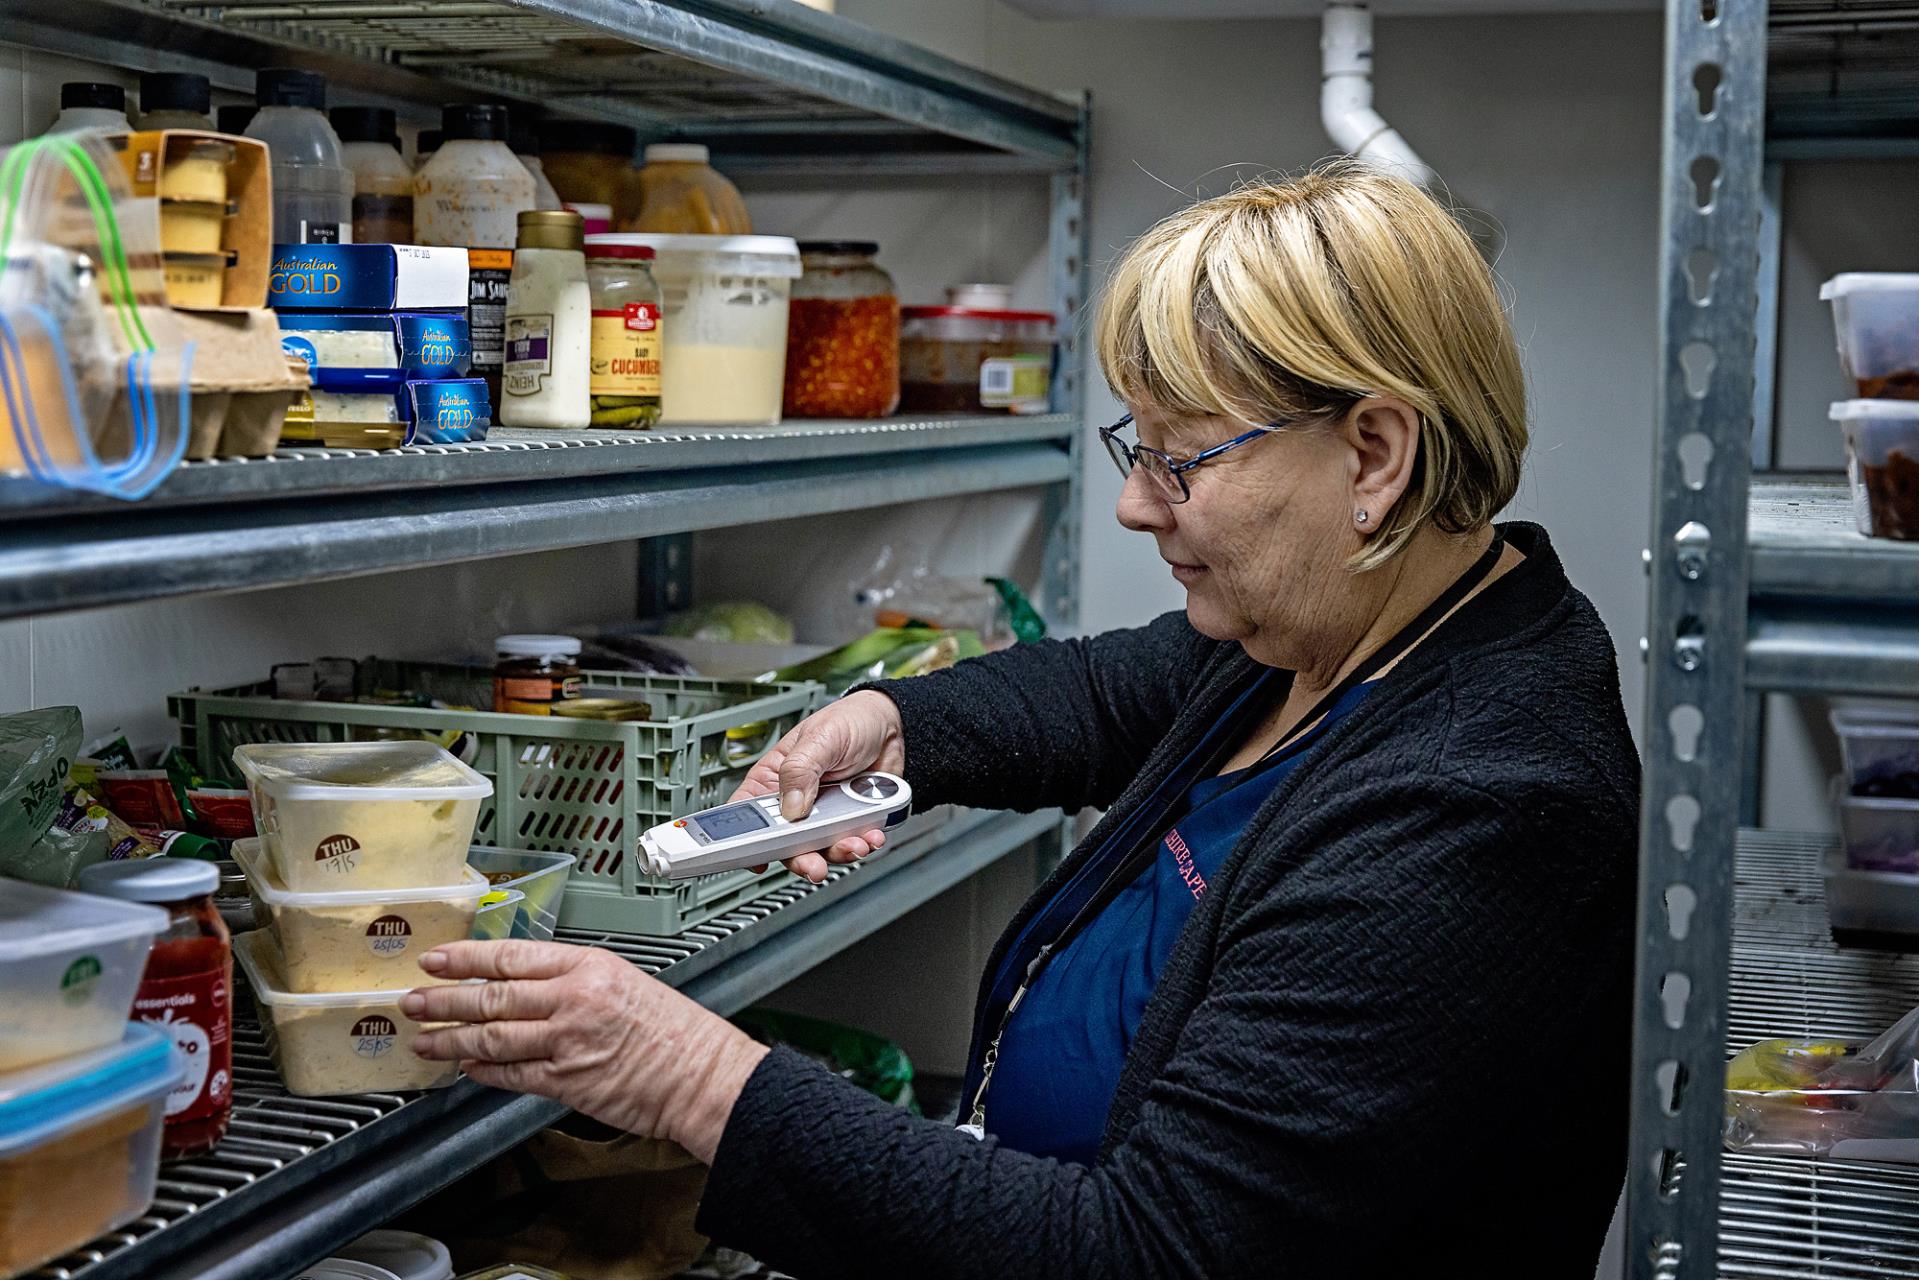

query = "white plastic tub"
[[0, 1023, 178, 1276], [233, 741, 491, 892], [1825, 839, 1919, 943], [1833, 400, 1919, 539], [0, 877, 168, 1072], [333, 1229, 455, 1280], [233, 838, 492, 992], [1822, 273, 1919, 399], [584, 233, 801, 426], [466, 848, 575, 942], [234, 930, 462, 1097]]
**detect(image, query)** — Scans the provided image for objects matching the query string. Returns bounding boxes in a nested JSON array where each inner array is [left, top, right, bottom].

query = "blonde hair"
[[1094, 162, 1527, 569]]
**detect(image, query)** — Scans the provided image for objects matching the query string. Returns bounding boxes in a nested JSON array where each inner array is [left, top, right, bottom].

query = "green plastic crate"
[[169, 660, 822, 936]]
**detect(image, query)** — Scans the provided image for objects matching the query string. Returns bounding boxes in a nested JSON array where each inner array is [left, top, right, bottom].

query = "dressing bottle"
[[501, 210, 590, 427], [246, 69, 354, 244], [47, 82, 129, 134], [332, 106, 414, 244], [136, 73, 213, 130]]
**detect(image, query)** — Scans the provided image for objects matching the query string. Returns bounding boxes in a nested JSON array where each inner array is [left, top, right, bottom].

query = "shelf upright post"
[[1626, 2, 1767, 1275], [1041, 96, 1091, 631]]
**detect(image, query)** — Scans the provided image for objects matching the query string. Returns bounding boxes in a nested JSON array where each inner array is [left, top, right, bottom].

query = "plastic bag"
[[766, 626, 986, 697], [660, 601, 794, 646], [733, 1008, 918, 1111], [1725, 1002, 1919, 1160], [0, 706, 106, 886]]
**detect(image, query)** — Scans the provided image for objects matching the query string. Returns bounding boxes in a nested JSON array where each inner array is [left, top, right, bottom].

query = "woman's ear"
[[1339, 396, 1421, 529]]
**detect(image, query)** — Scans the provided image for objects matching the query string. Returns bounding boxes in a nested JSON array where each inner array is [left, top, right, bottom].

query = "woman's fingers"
[[419, 938, 586, 981], [782, 851, 830, 883], [401, 976, 562, 1025], [412, 1018, 552, 1063]]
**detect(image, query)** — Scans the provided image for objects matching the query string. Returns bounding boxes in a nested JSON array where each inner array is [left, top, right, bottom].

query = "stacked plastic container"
[[1823, 275, 1919, 540], [1827, 706, 1919, 945], [0, 882, 180, 1275]]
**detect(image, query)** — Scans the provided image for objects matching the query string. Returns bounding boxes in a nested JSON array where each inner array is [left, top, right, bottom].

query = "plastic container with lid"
[[232, 838, 491, 992], [501, 210, 591, 427], [539, 121, 638, 217], [77, 857, 234, 1158], [232, 741, 492, 892], [494, 633, 585, 713], [333, 106, 416, 245], [333, 1229, 455, 1280], [900, 306, 1057, 415], [1824, 839, 1919, 947], [585, 233, 801, 426], [137, 72, 213, 130], [1832, 705, 1919, 796], [1822, 274, 1919, 400], [0, 877, 166, 1073], [585, 242, 663, 428], [455, 1266, 576, 1280], [623, 143, 750, 235], [1833, 773, 1919, 872], [247, 68, 355, 244], [466, 848, 576, 942], [233, 930, 461, 1097], [298, 1263, 403, 1280], [784, 241, 899, 419], [46, 81, 129, 134], [1834, 399, 1919, 539], [0, 1024, 179, 1277]]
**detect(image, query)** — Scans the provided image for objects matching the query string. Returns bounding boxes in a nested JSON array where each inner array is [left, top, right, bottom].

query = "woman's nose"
[[1115, 466, 1174, 533]]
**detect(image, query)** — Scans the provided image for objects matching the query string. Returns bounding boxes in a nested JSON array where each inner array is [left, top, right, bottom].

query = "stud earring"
[[1355, 510, 1369, 525]]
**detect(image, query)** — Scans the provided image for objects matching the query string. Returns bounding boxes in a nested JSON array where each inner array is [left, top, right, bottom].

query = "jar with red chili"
[[783, 242, 900, 419], [77, 858, 233, 1159]]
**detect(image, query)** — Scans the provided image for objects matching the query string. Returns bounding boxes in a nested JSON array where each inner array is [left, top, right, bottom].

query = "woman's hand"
[[406, 940, 767, 1164], [731, 689, 907, 883]]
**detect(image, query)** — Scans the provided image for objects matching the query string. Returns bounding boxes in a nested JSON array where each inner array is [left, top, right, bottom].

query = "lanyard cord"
[[959, 534, 1508, 1139]]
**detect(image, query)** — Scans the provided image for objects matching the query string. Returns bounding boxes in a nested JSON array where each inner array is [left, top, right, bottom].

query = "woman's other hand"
[[406, 940, 766, 1163], [730, 689, 907, 883]]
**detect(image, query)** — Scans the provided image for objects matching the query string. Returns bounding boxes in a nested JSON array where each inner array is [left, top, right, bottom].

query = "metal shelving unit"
[[1632, 5, 1919, 1275]]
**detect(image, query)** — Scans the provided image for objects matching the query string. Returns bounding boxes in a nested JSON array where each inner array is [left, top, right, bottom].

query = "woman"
[[408, 165, 1639, 1276]]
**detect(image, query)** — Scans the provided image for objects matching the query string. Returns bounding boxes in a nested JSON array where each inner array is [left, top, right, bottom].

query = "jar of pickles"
[[782, 242, 900, 419], [585, 243, 664, 428]]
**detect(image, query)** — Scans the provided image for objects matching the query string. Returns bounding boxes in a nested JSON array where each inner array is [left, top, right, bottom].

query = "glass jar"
[[622, 144, 750, 235], [493, 633, 584, 714], [783, 242, 900, 419], [540, 121, 639, 220], [76, 858, 233, 1160], [586, 243, 664, 429]]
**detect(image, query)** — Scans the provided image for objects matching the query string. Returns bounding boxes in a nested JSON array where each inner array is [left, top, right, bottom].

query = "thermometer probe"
[[639, 772, 913, 879]]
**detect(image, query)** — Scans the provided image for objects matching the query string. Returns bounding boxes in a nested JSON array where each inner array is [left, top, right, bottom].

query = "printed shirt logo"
[[352, 1015, 398, 1058], [1164, 829, 1208, 901], [366, 914, 413, 956], [60, 954, 102, 1005]]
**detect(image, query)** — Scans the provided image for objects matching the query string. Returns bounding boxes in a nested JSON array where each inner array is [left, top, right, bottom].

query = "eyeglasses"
[[1098, 413, 1281, 504]]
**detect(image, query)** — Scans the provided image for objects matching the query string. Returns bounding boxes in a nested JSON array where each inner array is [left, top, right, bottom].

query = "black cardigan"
[[697, 523, 1639, 1277]]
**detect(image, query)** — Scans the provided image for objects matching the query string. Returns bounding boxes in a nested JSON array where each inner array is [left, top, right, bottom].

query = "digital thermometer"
[[639, 772, 913, 879]]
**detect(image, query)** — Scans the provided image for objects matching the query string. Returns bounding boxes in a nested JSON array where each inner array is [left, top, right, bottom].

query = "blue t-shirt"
[[983, 679, 1374, 1164]]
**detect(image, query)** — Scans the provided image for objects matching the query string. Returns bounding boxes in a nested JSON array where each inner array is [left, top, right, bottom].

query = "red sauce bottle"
[[79, 857, 233, 1158]]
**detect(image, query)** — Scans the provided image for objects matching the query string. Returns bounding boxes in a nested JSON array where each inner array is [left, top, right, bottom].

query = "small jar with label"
[[585, 243, 664, 429], [494, 634, 584, 714], [77, 858, 233, 1160]]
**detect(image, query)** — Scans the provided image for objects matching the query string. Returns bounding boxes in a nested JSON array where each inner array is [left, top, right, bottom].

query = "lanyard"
[[958, 534, 1507, 1140]]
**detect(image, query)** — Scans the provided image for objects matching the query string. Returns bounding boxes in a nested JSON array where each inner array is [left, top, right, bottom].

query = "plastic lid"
[[901, 304, 1056, 323], [798, 240, 879, 257], [232, 839, 487, 907], [416, 129, 443, 155], [216, 104, 257, 135], [496, 633, 583, 658], [140, 71, 210, 116], [295, 1262, 403, 1280], [644, 143, 709, 164], [516, 209, 584, 252], [0, 1023, 178, 1157], [231, 741, 493, 802], [61, 82, 124, 112], [584, 233, 801, 273], [79, 856, 220, 904], [331, 106, 399, 146], [0, 877, 168, 962], [540, 119, 636, 157], [585, 242, 654, 261], [333, 1230, 455, 1280], [257, 68, 327, 110], [1831, 399, 1919, 421], [443, 103, 509, 142], [1821, 273, 1919, 300]]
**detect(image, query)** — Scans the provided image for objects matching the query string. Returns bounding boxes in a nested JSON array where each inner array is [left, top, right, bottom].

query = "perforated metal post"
[[1040, 96, 1090, 631], [1627, 3, 1767, 1276]]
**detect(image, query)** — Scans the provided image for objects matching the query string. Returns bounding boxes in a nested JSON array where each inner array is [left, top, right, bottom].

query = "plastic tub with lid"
[[232, 741, 492, 892], [585, 233, 800, 426], [1822, 274, 1919, 400], [233, 930, 461, 1097], [1823, 839, 1919, 948], [332, 1230, 454, 1280], [465, 848, 575, 941], [1832, 705, 1919, 795], [0, 878, 167, 1072], [296, 1262, 403, 1280], [1833, 399, 1919, 540], [899, 306, 1056, 415], [456, 1266, 577, 1280], [1832, 773, 1919, 873], [232, 838, 492, 992], [0, 1023, 179, 1277]]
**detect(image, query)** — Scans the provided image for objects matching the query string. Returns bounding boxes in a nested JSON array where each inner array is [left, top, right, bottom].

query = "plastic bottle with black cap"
[[331, 105, 413, 244], [136, 72, 212, 130], [506, 110, 563, 211], [46, 82, 128, 134], [246, 68, 353, 243]]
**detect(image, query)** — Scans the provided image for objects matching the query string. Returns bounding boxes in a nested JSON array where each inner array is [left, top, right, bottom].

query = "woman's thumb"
[[777, 726, 839, 821]]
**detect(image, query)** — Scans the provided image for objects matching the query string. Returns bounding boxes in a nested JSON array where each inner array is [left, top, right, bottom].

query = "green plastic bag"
[[0, 706, 107, 886], [734, 1007, 919, 1112]]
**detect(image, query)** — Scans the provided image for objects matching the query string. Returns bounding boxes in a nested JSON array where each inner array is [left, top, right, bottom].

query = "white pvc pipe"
[[1321, 3, 1437, 190]]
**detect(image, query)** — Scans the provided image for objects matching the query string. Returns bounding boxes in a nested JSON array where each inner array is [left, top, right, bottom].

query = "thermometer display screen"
[[690, 803, 772, 841]]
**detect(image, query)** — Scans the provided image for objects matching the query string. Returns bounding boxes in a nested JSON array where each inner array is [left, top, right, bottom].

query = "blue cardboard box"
[[401, 378, 492, 444], [394, 311, 471, 379], [268, 244, 469, 311]]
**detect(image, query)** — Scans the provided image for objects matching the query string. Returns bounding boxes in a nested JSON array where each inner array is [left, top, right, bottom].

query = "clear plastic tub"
[[298, 1262, 403, 1280], [0, 1023, 177, 1277], [1824, 839, 1919, 945], [456, 1267, 575, 1280], [1833, 774, 1919, 872], [333, 1229, 455, 1280], [1833, 400, 1919, 539], [232, 742, 492, 892], [1831, 705, 1919, 796], [232, 838, 491, 992], [1821, 273, 1919, 400], [465, 848, 575, 941], [584, 233, 800, 426], [0, 879, 168, 1072], [233, 930, 461, 1097], [899, 306, 1056, 415]]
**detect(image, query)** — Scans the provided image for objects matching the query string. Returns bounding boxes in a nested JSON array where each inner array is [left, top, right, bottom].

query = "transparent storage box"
[[233, 741, 491, 893], [0, 1023, 177, 1277], [1831, 705, 1919, 794], [232, 838, 492, 992], [1824, 840, 1919, 946], [173, 662, 820, 935], [0, 878, 168, 1072], [331, 1229, 455, 1280], [1833, 775, 1919, 872], [1821, 273, 1919, 400], [1833, 400, 1919, 540], [466, 847, 575, 942], [233, 930, 461, 1098]]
